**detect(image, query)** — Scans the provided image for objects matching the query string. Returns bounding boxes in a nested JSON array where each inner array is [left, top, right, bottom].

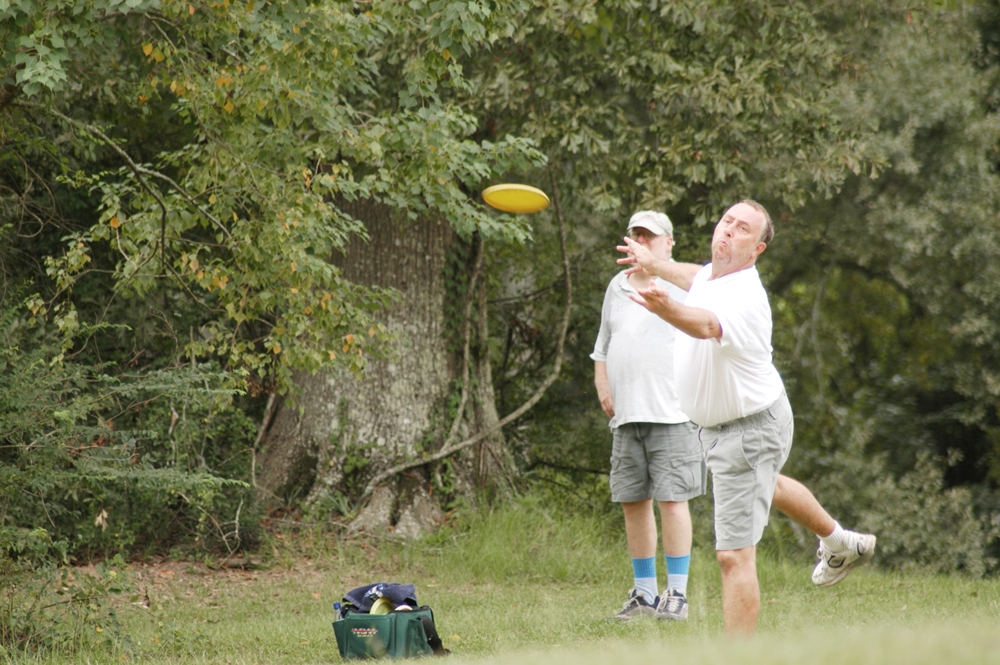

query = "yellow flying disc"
[[370, 597, 394, 615], [482, 184, 550, 213]]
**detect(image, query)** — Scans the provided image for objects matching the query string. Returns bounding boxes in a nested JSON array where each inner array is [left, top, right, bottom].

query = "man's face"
[[710, 203, 766, 274], [627, 226, 672, 259]]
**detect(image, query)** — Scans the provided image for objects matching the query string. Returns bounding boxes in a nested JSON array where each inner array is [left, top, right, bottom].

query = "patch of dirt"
[[93, 557, 332, 612]]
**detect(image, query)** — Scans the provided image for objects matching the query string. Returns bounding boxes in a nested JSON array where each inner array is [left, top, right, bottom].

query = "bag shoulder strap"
[[415, 607, 449, 656]]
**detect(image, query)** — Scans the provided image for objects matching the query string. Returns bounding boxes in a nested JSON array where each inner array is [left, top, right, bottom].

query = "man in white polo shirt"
[[592, 211, 705, 622], [618, 200, 876, 635]]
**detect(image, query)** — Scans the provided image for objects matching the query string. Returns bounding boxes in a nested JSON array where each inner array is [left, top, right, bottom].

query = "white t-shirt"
[[591, 271, 690, 429], [674, 264, 784, 427]]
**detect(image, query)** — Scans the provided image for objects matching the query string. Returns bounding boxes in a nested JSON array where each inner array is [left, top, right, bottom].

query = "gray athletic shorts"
[[699, 393, 794, 551], [609, 421, 706, 503]]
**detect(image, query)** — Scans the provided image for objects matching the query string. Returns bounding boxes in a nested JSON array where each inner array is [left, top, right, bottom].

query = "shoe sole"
[[655, 610, 688, 621], [607, 607, 656, 622], [814, 535, 877, 588], [608, 612, 654, 622]]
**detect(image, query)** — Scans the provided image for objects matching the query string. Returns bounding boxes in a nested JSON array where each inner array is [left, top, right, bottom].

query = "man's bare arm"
[[616, 236, 701, 291], [628, 282, 721, 342], [594, 361, 615, 418]]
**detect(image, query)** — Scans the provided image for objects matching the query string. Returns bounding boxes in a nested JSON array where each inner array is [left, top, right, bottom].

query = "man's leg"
[[772, 474, 877, 587], [717, 546, 758, 636], [771, 474, 835, 536], [647, 421, 702, 621], [657, 500, 693, 620], [658, 499, 692, 557], [659, 500, 692, 592], [623, 499, 657, 559], [609, 424, 670, 619], [610, 499, 659, 620], [702, 395, 794, 635]]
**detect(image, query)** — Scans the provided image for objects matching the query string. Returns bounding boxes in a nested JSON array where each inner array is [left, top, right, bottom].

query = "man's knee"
[[622, 499, 653, 513], [657, 500, 688, 516], [716, 547, 755, 575]]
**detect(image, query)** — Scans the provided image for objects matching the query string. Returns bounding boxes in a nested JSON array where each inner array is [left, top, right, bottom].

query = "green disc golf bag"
[[332, 606, 447, 659]]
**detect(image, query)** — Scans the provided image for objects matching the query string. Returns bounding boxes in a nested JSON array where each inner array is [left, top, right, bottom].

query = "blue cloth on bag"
[[339, 582, 418, 618]]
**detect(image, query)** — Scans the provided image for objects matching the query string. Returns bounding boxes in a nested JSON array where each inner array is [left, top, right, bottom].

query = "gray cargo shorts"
[[610, 421, 706, 503], [699, 393, 793, 551]]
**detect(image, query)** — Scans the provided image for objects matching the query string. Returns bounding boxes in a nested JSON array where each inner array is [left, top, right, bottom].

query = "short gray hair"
[[739, 199, 773, 245]]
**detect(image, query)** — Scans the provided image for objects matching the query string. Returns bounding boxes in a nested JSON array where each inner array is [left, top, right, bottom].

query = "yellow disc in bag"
[[370, 597, 394, 614]]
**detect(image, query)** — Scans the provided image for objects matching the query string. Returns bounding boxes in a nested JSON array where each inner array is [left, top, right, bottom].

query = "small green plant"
[[0, 555, 133, 655], [303, 491, 357, 522]]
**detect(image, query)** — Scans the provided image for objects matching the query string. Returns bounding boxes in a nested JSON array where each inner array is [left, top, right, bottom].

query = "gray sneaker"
[[654, 588, 688, 621], [608, 589, 657, 622], [812, 530, 877, 587]]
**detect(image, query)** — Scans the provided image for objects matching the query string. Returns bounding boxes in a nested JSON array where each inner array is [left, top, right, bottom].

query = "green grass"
[[4, 495, 1000, 664]]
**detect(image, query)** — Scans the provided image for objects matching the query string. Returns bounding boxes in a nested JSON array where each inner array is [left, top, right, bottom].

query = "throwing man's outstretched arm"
[[617, 235, 702, 291], [626, 282, 722, 343]]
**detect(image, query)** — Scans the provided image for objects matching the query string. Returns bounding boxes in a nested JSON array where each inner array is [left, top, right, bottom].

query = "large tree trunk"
[[256, 199, 510, 538]]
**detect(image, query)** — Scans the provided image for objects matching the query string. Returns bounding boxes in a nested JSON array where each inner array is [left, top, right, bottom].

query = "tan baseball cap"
[[627, 210, 673, 237]]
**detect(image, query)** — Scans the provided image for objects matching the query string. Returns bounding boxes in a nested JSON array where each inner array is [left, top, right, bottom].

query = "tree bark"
[[256, 199, 509, 538]]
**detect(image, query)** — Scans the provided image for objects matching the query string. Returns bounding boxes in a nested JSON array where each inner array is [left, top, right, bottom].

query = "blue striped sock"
[[631, 557, 658, 603], [665, 554, 690, 595]]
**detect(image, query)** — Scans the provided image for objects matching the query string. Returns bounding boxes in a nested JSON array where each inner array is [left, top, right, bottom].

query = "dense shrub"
[[0, 294, 256, 571]]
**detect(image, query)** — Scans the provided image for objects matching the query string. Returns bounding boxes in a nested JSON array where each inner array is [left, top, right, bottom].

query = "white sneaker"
[[812, 530, 876, 587]]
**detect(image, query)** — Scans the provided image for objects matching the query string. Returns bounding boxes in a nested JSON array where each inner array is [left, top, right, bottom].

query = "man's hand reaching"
[[616, 235, 655, 276]]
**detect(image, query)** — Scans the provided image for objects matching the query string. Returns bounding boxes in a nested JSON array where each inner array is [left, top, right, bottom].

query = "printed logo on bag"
[[350, 627, 380, 637]]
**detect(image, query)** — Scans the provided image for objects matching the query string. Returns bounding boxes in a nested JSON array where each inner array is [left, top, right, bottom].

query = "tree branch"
[[38, 105, 232, 244], [443, 234, 484, 447]]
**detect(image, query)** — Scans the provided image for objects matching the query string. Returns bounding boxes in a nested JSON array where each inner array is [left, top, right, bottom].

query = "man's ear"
[[754, 242, 767, 258]]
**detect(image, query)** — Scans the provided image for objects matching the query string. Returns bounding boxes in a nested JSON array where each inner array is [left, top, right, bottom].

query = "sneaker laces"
[[817, 543, 848, 567], [621, 591, 649, 612], [660, 591, 685, 613]]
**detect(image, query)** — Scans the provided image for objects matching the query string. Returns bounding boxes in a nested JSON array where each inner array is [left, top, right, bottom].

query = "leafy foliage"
[[1, 0, 544, 391], [461, 0, 884, 221], [2, 0, 999, 578], [477, 0, 883, 459], [484, 0, 1000, 576], [0, 285, 255, 565], [768, 0, 1000, 571]]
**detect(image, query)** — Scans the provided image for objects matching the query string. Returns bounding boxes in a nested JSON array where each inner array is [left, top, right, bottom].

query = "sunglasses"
[[626, 228, 664, 240]]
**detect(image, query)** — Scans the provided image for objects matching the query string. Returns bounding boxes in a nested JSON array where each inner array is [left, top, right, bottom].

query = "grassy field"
[[5, 497, 1000, 664]]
